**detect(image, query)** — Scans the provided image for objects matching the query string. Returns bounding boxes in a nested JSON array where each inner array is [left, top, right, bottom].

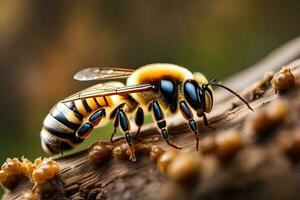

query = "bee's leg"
[[179, 101, 199, 150], [134, 107, 144, 139], [150, 101, 181, 149], [202, 113, 216, 131], [31, 183, 38, 193], [75, 109, 106, 139], [60, 144, 64, 155], [118, 109, 136, 161], [110, 103, 126, 142], [110, 113, 119, 142]]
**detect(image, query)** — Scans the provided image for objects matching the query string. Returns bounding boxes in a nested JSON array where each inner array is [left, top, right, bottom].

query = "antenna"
[[206, 79, 254, 111]]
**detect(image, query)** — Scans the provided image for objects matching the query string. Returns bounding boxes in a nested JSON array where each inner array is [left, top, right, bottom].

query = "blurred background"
[[0, 0, 300, 170]]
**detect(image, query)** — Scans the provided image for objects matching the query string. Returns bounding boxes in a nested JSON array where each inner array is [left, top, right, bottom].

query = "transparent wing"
[[62, 83, 156, 103], [73, 67, 135, 81]]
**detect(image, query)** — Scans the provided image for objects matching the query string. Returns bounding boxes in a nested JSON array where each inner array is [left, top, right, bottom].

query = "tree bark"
[[3, 38, 300, 200]]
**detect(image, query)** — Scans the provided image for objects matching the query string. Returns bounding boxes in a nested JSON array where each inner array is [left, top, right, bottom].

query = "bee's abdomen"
[[41, 96, 112, 154]]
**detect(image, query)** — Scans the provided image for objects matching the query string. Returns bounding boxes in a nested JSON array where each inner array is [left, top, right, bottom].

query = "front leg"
[[202, 112, 216, 131], [150, 101, 181, 149], [179, 101, 199, 150], [110, 113, 119, 142]]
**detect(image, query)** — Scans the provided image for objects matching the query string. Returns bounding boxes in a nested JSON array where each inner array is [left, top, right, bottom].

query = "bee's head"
[[182, 78, 214, 116], [183, 73, 253, 115]]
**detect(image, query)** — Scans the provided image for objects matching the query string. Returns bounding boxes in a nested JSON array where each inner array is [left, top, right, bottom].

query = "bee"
[[40, 63, 252, 160]]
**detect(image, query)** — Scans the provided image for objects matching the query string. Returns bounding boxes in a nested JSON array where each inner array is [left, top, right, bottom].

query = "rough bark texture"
[[3, 38, 300, 200]]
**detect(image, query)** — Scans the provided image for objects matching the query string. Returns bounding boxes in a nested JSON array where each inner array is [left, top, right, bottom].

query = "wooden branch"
[[215, 36, 300, 104], [3, 40, 300, 200]]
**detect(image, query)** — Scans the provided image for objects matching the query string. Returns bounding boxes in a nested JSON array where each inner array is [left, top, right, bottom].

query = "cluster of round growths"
[[155, 149, 202, 183], [199, 130, 244, 162], [0, 157, 60, 191], [0, 158, 26, 190], [197, 67, 297, 164], [2, 66, 298, 198], [31, 158, 60, 185], [245, 99, 288, 137], [89, 140, 152, 163], [90, 141, 203, 183]]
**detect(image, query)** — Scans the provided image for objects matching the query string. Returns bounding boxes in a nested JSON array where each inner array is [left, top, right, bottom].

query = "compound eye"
[[159, 79, 177, 105], [204, 89, 213, 112], [183, 80, 203, 110]]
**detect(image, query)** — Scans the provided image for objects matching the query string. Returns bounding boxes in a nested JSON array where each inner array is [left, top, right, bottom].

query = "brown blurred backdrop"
[[0, 0, 300, 165]]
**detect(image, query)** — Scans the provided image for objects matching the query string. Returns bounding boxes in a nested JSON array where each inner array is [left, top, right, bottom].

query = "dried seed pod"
[[21, 157, 36, 182], [0, 158, 25, 189], [90, 139, 154, 162], [215, 130, 243, 161], [33, 157, 42, 167], [157, 149, 179, 173], [32, 158, 60, 185], [246, 109, 270, 136], [271, 67, 295, 94], [278, 130, 300, 161], [245, 100, 288, 137], [136, 143, 152, 155], [267, 99, 288, 122], [166, 152, 202, 183], [150, 146, 165, 162], [0, 170, 7, 182], [0, 172, 24, 190], [248, 71, 274, 100], [199, 135, 216, 155], [1, 158, 25, 175], [89, 141, 113, 163], [112, 143, 130, 160]]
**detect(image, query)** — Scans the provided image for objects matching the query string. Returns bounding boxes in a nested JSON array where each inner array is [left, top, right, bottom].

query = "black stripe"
[[59, 141, 73, 151], [51, 109, 81, 130], [45, 143, 59, 154], [82, 99, 92, 112], [45, 141, 73, 154], [42, 132, 75, 154], [103, 96, 109, 107], [44, 126, 84, 144], [64, 101, 83, 120], [93, 97, 101, 108]]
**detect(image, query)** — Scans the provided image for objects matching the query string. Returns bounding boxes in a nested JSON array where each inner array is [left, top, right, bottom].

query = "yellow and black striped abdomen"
[[41, 96, 112, 154]]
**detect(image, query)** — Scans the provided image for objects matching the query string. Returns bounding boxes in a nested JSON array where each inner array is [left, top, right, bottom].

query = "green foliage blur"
[[0, 1, 300, 192]]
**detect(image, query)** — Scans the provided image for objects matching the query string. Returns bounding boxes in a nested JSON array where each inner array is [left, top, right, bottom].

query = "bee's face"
[[182, 79, 213, 114], [202, 84, 213, 113]]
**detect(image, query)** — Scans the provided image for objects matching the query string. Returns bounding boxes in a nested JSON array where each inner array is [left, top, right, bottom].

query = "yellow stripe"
[[86, 98, 99, 110], [74, 100, 89, 116], [95, 96, 112, 107], [56, 103, 82, 124]]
